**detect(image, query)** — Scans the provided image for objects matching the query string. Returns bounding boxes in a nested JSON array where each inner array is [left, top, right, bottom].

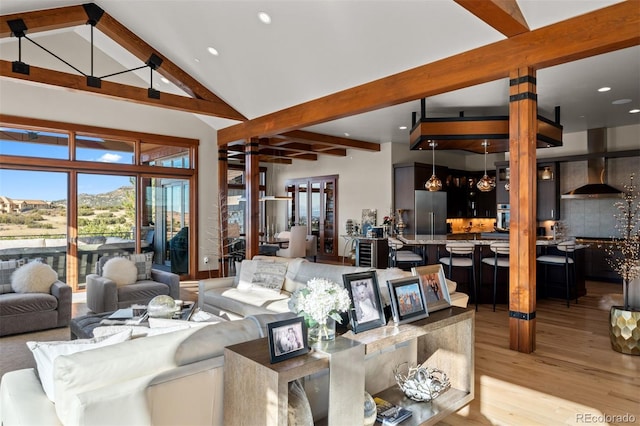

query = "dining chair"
[[276, 226, 307, 258]]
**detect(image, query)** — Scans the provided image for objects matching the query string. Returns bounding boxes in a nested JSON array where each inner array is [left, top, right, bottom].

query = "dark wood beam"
[[1, 3, 246, 121], [454, 0, 529, 37], [218, 1, 639, 145], [263, 139, 347, 157], [0, 60, 242, 120]]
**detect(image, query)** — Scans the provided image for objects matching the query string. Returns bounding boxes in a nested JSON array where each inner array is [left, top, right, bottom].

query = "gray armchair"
[[86, 256, 180, 313], [0, 261, 71, 336]]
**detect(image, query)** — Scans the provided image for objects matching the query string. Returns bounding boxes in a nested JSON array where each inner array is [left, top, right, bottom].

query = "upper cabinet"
[[495, 164, 509, 205], [537, 162, 560, 220]]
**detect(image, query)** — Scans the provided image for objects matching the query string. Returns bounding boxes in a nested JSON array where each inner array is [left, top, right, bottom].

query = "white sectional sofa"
[[198, 256, 469, 320], [0, 312, 294, 426]]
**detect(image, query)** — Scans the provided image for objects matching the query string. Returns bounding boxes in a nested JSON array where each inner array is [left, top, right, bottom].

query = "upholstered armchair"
[[0, 260, 72, 336], [86, 254, 180, 313]]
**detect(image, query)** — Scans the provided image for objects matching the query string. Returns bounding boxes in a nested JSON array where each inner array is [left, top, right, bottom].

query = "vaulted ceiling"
[[1, 1, 638, 162]]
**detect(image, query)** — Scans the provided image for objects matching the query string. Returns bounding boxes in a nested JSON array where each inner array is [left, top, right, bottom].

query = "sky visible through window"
[[0, 169, 130, 202]]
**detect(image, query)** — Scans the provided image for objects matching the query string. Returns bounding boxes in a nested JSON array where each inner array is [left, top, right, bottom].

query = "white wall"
[[0, 80, 219, 272]]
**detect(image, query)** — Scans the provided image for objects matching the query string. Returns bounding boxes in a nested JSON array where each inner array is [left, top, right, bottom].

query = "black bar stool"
[[480, 241, 509, 311], [536, 241, 576, 307]]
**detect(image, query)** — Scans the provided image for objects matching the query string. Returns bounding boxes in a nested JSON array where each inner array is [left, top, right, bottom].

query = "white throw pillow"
[[237, 259, 287, 293], [11, 261, 58, 293], [102, 257, 138, 286], [26, 330, 132, 402]]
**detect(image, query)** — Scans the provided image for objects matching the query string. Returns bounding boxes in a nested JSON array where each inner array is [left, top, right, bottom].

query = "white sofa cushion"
[[26, 330, 132, 402], [204, 287, 290, 317]]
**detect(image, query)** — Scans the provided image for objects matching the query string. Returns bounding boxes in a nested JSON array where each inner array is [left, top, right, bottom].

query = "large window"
[[0, 118, 197, 290]]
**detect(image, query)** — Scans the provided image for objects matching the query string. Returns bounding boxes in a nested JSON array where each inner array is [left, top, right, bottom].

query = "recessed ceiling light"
[[612, 98, 631, 105], [207, 46, 219, 56], [630, 108, 640, 114], [399, 126, 407, 130], [194, 58, 200, 63], [597, 87, 611, 92], [344, 133, 350, 137], [160, 77, 170, 84], [258, 12, 271, 24]]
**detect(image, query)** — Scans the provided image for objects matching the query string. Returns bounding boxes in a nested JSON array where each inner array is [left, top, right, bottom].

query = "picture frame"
[[342, 271, 387, 333], [411, 264, 451, 313], [387, 276, 429, 325], [267, 316, 309, 363]]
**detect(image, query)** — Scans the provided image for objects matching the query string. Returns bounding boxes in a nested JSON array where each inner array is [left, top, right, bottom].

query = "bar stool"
[[439, 242, 476, 309], [388, 238, 424, 270], [480, 241, 509, 311], [536, 240, 576, 307]]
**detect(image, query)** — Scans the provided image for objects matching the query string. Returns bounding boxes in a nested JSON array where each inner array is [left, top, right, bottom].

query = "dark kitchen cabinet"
[[583, 244, 623, 283], [495, 162, 509, 205], [537, 162, 560, 220]]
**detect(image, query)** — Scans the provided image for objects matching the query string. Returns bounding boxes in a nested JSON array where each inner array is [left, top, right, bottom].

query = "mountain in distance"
[[52, 186, 134, 208]]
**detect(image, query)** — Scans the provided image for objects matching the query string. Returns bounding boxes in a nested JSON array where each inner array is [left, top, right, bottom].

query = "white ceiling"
[[1, 0, 639, 147]]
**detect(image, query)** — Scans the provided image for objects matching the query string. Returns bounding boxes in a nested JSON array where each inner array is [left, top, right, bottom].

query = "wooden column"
[[508, 67, 537, 353], [245, 138, 261, 260], [217, 146, 229, 276]]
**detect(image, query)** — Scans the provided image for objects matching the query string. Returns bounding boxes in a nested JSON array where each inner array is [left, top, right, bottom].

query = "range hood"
[[561, 128, 623, 199]]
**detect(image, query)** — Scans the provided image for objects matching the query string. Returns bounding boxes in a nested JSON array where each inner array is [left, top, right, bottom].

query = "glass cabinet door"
[[322, 180, 335, 255]]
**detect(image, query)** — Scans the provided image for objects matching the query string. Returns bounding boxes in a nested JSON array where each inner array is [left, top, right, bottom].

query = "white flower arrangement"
[[290, 277, 351, 326]]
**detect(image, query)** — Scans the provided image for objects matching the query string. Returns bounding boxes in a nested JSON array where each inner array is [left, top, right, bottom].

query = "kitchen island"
[[398, 235, 586, 307]]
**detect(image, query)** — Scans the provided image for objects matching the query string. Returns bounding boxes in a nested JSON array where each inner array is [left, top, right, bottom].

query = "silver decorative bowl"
[[393, 362, 451, 402], [147, 295, 178, 318]]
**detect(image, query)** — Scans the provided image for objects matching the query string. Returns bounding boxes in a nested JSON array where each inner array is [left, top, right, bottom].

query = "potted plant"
[[607, 174, 640, 355]]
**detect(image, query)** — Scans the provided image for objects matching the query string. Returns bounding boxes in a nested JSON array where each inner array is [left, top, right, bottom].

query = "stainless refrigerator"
[[414, 190, 447, 238]]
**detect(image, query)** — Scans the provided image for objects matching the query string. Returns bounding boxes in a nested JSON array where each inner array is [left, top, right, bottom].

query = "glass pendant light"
[[425, 141, 442, 191], [477, 140, 496, 192]]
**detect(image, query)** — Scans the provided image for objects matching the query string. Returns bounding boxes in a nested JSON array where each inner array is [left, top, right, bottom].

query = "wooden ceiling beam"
[[0, 60, 240, 119], [0, 5, 87, 38], [262, 139, 347, 157], [218, 1, 639, 145], [454, 0, 529, 37], [1, 3, 246, 122], [281, 130, 380, 151]]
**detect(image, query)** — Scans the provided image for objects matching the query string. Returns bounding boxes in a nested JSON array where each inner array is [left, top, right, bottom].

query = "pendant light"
[[477, 140, 496, 192], [425, 141, 442, 191]]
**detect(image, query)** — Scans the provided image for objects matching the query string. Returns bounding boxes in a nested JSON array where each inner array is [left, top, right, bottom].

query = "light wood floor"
[[442, 281, 639, 426]]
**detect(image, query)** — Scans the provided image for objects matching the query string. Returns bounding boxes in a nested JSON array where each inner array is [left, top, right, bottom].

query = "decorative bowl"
[[147, 295, 178, 318], [393, 362, 451, 402]]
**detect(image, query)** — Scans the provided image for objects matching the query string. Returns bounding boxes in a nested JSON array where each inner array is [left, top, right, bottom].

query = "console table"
[[224, 307, 474, 425]]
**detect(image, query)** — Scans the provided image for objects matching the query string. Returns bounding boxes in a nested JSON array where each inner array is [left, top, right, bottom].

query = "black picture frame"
[[343, 271, 387, 333], [267, 316, 309, 363], [411, 264, 452, 313], [387, 276, 429, 325]]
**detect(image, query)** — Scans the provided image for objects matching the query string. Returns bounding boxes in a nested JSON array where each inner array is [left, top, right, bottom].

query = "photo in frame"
[[411, 264, 451, 313], [267, 316, 309, 363], [387, 276, 429, 325], [342, 271, 387, 333], [361, 209, 377, 237]]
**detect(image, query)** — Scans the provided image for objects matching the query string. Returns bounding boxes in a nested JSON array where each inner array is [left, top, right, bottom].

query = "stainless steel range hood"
[[561, 128, 623, 199]]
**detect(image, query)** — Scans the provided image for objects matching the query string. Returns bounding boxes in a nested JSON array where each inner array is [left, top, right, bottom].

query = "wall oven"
[[496, 204, 510, 232]]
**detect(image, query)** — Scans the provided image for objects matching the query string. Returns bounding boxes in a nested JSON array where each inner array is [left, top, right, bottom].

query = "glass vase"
[[308, 317, 336, 342]]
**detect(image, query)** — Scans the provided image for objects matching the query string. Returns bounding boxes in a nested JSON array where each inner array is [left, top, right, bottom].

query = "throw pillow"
[[0, 259, 26, 293], [11, 261, 58, 293], [102, 257, 138, 287], [237, 259, 287, 293], [129, 252, 154, 280], [26, 330, 132, 402], [288, 379, 313, 425]]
